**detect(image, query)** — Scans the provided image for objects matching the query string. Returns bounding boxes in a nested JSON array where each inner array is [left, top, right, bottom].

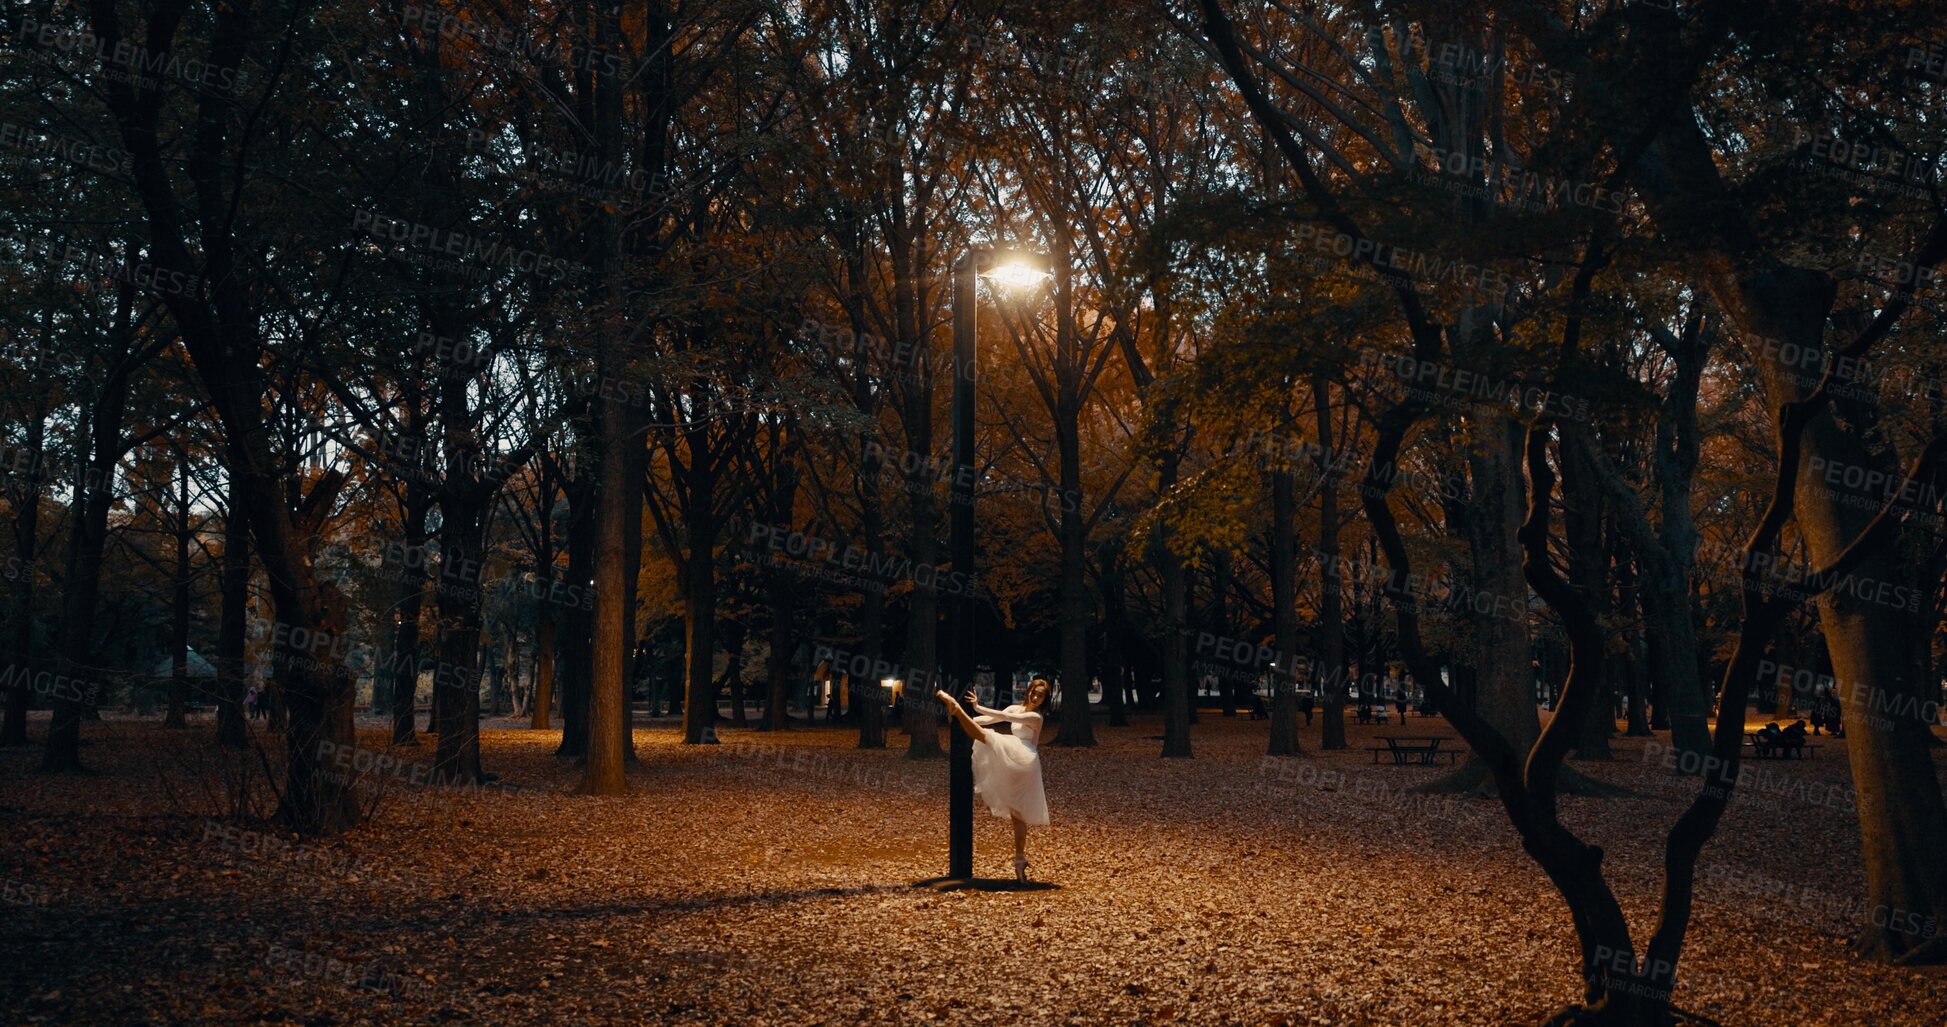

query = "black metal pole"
[[948, 251, 979, 881]]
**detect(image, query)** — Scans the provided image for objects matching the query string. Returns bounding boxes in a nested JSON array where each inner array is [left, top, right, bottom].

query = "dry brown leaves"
[[1, 711, 1943, 1026]]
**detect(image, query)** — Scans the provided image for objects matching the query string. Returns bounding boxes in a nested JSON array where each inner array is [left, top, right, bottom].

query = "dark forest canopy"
[[4, 1, 1947, 1023]]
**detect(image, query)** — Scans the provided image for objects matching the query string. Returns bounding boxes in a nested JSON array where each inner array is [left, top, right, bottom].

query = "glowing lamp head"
[[979, 249, 1053, 292]]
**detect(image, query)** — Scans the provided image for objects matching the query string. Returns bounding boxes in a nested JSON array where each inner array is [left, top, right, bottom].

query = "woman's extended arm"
[[960, 691, 1041, 727], [963, 690, 1005, 719]]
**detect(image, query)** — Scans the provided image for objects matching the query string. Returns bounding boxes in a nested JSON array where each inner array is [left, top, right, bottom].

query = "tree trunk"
[[531, 607, 555, 730], [165, 456, 191, 729], [388, 531, 428, 748], [1157, 447, 1192, 758], [432, 492, 488, 785], [1472, 414, 1538, 755], [1712, 266, 1947, 961], [1614, 531, 1653, 738], [1315, 377, 1347, 751], [855, 440, 888, 748], [1421, 412, 1536, 792], [720, 618, 748, 727], [2, 408, 44, 747], [486, 647, 507, 717], [1098, 552, 1131, 728], [901, 478, 944, 759], [762, 580, 798, 732], [557, 472, 595, 758], [43, 374, 131, 772], [580, 376, 632, 794], [1564, 438, 1612, 760], [1054, 408, 1095, 745], [214, 481, 249, 750], [617, 423, 645, 765], [83, 1, 357, 833], [1268, 462, 1301, 754], [759, 447, 802, 734], [681, 505, 721, 745]]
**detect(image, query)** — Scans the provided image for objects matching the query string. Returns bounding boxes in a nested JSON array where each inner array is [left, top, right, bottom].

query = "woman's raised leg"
[[935, 690, 987, 743]]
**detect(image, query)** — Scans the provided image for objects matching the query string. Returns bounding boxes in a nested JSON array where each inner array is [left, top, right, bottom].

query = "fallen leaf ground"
[[3, 710, 1944, 1026]]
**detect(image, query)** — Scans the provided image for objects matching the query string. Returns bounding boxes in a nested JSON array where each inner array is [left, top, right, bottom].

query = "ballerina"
[[936, 679, 1051, 882]]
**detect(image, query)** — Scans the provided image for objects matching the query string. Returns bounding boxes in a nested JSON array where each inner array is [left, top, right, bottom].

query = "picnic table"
[[1365, 735, 1461, 766], [1745, 732, 1820, 759]]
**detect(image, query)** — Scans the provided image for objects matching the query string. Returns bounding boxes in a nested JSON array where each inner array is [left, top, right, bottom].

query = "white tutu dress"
[[969, 704, 1049, 825]]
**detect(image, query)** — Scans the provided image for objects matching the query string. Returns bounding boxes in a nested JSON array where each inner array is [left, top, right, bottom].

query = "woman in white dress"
[[936, 678, 1051, 882]]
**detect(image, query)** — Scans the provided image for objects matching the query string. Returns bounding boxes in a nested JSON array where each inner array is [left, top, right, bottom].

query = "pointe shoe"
[[1013, 855, 1029, 883]]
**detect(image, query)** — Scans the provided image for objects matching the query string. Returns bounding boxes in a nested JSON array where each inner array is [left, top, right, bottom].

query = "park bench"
[[1744, 732, 1820, 760], [1365, 735, 1461, 766]]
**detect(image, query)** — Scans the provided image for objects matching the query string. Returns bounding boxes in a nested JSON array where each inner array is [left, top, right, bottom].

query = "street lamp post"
[[946, 246, 1050, 883]]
